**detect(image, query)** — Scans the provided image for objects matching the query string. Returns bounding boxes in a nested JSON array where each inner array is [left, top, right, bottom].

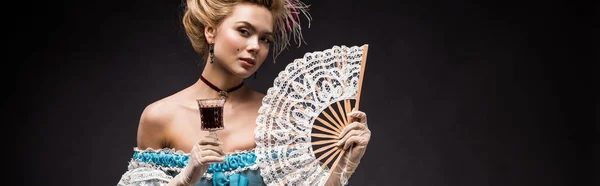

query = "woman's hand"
[[168, 135, 226, 186], [337, 109, 370, 163], [330, 109, 371, 185], [190, 135, 226, 166]]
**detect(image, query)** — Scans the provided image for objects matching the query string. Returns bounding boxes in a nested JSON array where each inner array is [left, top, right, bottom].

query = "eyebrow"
[[236, 21, 273, 36]]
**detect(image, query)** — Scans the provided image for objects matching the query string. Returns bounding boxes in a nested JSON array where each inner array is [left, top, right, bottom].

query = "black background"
[[9, 0, 593, 185]]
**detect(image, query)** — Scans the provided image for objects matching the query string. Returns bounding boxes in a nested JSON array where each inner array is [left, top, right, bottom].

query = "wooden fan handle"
[[328, 105, 345, 130], [321, 148, 341, 168], [316, 117, 342, 134], [344, 99, 352, 118], [328, 149, 346, 175], [336, 101, 348, 126], [317, 146, 338, 162], [354, 44, 369, 111], [313, 125, 339, 136]]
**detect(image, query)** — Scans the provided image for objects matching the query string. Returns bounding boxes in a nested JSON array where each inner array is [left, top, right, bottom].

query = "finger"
[[348, 110, 367, 124], [199, 145, 225, 156], [344, 135, 368, 150], [200, 156, 226, 163], [336, 130, 360, 147], [204, 134, 220, 140], [191, 144, 204, 164], [198, 137, 222, 146], [338, 122, 366, 138], [343, 136, 362, 150], [191, 143, 203, 154], [200, 150, 225, 159]]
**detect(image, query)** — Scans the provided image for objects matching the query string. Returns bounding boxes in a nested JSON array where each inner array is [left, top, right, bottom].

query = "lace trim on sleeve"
[[117, 161, 173, 186]]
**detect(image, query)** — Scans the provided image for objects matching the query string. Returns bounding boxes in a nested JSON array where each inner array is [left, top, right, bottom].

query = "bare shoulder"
[[136, 95, 181, 150], [140, 99, 175, 128]]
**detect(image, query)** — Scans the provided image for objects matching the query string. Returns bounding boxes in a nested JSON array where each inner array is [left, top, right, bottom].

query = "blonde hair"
[[182, 0, 311, 62]]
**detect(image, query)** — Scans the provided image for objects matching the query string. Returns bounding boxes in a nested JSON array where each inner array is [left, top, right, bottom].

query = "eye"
[[239, 29, 250, 36], [260, 37, 272, 44]]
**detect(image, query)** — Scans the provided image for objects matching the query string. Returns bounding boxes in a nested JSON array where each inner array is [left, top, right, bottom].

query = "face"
[[206, 3, 274, 78]]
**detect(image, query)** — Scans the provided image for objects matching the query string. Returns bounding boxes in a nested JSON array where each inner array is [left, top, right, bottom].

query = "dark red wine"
[[199, 106, 224, 130]]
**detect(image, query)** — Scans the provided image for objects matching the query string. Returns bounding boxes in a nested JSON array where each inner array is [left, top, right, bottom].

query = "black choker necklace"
[[200, 75, 244, 99]]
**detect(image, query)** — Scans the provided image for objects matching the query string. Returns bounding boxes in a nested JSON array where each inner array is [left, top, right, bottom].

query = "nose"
[[246, 36, 260, 54]]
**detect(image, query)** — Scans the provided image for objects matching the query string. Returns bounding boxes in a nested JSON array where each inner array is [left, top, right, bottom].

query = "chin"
[[232, 68, 255, 79], [224, 61, 259, 78]]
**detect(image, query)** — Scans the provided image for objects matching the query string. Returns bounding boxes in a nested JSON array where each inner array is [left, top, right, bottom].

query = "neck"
[[196, 62, 245, 98]]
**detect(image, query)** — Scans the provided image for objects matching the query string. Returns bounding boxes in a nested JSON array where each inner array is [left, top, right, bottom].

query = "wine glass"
[[196, 97, 226, 139]]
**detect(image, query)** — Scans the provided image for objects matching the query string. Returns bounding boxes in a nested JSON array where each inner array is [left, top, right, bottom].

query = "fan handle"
[[353, 44, 369, 111]]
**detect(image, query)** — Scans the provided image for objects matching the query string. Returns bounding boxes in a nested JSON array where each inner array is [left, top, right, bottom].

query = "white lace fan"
[[254, 44, 369, 185]]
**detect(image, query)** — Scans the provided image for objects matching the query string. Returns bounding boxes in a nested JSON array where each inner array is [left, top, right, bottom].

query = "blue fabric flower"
[[181, 155, 189, 167], [228, 156, 240, 169], [157, 153, 166, 165], [142, 153, 151, 163], [163, 154, 177, 167], [208, 165, 215, 173]]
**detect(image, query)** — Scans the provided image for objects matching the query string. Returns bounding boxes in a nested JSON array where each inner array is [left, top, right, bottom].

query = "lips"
[[240, 58, 256, 65]]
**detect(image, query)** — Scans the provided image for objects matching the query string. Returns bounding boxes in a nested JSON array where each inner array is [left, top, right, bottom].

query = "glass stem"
[[208, 130, 218, 140]]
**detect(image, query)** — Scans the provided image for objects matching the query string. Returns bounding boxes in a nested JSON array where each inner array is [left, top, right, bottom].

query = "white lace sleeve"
[[116, 159, 175, 186], [117, 160, 173, 186]]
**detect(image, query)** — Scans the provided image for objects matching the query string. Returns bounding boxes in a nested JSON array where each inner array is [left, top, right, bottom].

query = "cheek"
[[259, 45, 270, 59], [221, 31, 245, 52], [253, 46, 268, 66], [262, 48, 269, 56]]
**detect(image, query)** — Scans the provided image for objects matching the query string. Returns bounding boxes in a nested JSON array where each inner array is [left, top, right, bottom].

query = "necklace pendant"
[[219, 91, 228, 99]]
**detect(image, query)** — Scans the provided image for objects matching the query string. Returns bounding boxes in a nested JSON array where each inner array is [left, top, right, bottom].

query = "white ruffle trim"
[[117, 166, 171, 186], [203, 164, 260, 180]]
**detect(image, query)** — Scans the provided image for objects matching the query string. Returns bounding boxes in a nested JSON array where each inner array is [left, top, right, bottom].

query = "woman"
[[117, 0, 371, 185]]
